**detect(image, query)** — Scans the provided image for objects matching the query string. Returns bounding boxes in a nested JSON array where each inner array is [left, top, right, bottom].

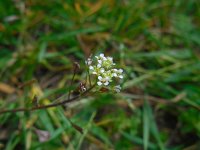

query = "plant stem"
[[68, 62, 79, 99], [0, 84, 96, 115]]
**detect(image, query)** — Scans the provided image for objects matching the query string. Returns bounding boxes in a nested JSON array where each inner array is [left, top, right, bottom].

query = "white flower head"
[[98, 59, 102, 64], [86, 53, 124, 92], [85, 58, 92, 65], [98, 75, 110, 86], [112, 69, 123, 79], [114, 85, 121, 93]]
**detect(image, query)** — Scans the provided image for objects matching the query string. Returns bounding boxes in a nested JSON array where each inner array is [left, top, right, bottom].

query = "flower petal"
[[98, 60, 102, 64], [100, 68, 105, 73], [97, 64, 101, 68], [92, 71, 97, 74], [119, 69, 123, 73], [104, 82, 109, 86], [97, 81, 102, 86], [100, 53, 104, 57], [89, 66, 94, 70], [119, 75, 123, 78], [98, 76, 103, 80]]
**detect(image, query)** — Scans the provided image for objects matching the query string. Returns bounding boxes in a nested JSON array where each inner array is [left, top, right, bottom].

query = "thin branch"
[[0, 84, 96, 115], [68, 62, 80, 99]]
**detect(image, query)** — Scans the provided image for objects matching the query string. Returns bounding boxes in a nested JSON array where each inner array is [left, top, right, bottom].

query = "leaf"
[[0, 82, 15, 94], [144, 98, 165, 150], [121, 131, 157, 149], [76, 111, 96, 150], [143, 99, 150, 150]]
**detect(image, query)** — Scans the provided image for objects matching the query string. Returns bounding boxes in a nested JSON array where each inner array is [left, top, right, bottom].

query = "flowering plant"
[[0, 53, 124, 116], [86, 53, 124, 93]]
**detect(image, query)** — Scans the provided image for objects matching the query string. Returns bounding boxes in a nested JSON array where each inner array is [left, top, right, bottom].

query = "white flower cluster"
[[86, 53, 123, 92]]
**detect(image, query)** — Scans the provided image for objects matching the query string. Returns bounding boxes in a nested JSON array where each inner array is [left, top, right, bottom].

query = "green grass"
[[0, 0, 200, 149]]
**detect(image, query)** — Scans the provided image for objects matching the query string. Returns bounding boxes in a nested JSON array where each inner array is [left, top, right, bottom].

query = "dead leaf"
[[99, 87, 109, 93], [0, 23, 5, 32], [85, 1, 103, 16], [0, 83, 15, 94], [0, 143, 4, 149], [0, 129, 9, 140]]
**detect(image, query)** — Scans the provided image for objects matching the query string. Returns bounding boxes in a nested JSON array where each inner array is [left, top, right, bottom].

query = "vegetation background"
[[0, 0, 200, 149]]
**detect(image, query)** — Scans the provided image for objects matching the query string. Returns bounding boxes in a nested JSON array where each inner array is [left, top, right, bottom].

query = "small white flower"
[[85, 58, 92, 65], [89, 66, 94, 70], [100, 68, 105, 73], [98, 59, 102, 64], [119, 69, 123, 73], [97, 64, 101, 68], [119, 75, 123, 79], [111, 68, 123, 79], [107, 57, 113, 61], [112, 73, 117, 77], [114, 85, 121, 93], [102, 57, 107, 61], [99, 53, 104, 57], [97, 75, 111, 86], [98, 76, 102, 80]]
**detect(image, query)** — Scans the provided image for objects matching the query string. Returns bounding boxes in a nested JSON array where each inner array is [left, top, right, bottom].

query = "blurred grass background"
[[0, 0, 200, 150]]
